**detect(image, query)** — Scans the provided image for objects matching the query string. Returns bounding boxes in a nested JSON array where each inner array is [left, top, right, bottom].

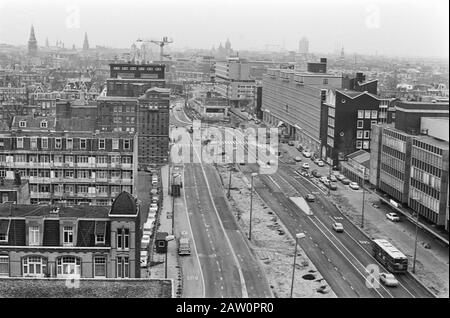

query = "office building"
[[261, 58, 342, 156]]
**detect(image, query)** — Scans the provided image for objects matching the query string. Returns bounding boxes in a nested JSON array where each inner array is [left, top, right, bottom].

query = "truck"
[[178, 231, 191, 256]]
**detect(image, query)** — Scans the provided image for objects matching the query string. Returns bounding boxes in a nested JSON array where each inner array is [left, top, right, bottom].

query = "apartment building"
[[262, 58, 342, 156], [0, 115, 138, 206], [0, 191, 141, 278]]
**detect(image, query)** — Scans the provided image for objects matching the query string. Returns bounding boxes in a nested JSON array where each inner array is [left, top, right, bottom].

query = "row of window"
[[357, 110, 378, 119], [356, 130, 371, 139], [0, 255, 130, 278], [12, 138, 132, 151], [410, 166, 442, 191], [412, 147, 443, 169], [6, 154, 133, 164], [356, 120, 377, 129], [356, 140, 370, 150], [411, 158, 443, 179], [29, 185, 132, 195]]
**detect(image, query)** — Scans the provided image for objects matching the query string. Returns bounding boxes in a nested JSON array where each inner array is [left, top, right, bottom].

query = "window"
[[363, 141, 370, 149], [0, 256, 8, 276], [96, 234, 105, 244], [117, 257, 129, 278], [111, 156, 121, 165], [55, 138, 62, 149], [40, 121, 48, 128], [29, 226, 40, 246], [111, 171, 121, 179], [357, 110, 364, 119], [99, 139, 105, 150], [371, 120, 377, 125], [357, 120, 364, 129], [94, 256, 106, 277], [364, 110, 371, 119], [77, 156, 89, 164], [66, 138, 73, 149], [65, 170, 74, 178], [124, 139, 131, 150], [112, 139, 119, 150], [80, 139, 87, 150], [30, 137, 37, 149], [19, 121, 26, 128], [357, 130, 363, 139], [356, 141, 363, 149], [57, 256, 81, 276], [371, 110, 378, 119], [63, 226, 74, 245], [22, 256, 46, 277], [65, 155, 74, 163], [41, 137, 48, 149], [16, 137, 24, 149], [117, 228, 130, 250], [323, 79, 328, 85], [363, 130, 370, 139]]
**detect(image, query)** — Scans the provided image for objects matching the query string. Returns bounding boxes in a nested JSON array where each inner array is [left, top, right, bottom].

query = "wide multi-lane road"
[[171, 101, 272, 298]]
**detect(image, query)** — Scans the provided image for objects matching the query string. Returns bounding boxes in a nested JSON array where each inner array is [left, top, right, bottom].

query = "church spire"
[[28, 25, 38, 56], [83, 32, 89, 50]]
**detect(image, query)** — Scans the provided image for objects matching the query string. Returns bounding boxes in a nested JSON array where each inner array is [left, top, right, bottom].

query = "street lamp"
[[411, 197, 421, 274], [290, 232, 306, 298], [248, 172, 258, 241], [360, 167, 366, 229]]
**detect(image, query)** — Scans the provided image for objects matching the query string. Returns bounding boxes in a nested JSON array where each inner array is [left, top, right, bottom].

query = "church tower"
[[83, 32, 89, 51], [28, 25, 38, 56]]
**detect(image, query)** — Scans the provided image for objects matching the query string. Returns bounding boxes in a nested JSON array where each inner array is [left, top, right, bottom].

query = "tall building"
[[298, 37, 309, 55], [28, 25, 38, 56], [83, 32, 89, 51], [370, 102, 449, 231], [262, 58, 342, 155], [97, 63, 169, 167], [214, 57, 256, 108], [320, 73, 391, 164], [0, 191, 142, 278]]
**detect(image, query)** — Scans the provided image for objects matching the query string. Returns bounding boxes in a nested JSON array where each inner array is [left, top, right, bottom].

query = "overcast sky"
[[0, 0, 448, 58]]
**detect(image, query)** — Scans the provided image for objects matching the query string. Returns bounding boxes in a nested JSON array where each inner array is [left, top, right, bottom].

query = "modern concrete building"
[[261, 58, 342, 156], [214, 57, 256, 108], [370, 116, 449, 231], [0, 191, 141, 278]]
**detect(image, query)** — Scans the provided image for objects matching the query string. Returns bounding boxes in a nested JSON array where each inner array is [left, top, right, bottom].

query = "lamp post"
[[248, 172, 258, 241], [412, 197, 421, 274], [227, 167, 232, 199], [290, 233, 305, 298], [361, 167, 366, 229]]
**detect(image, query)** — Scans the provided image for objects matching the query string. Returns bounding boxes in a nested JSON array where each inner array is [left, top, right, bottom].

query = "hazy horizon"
[[0, 0, 448, 59]]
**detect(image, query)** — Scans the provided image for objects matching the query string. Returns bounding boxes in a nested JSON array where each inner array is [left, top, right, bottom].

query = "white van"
[[140, 251, 148, 268]]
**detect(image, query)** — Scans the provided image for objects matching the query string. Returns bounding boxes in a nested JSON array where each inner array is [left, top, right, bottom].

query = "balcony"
[[29, 177, 52, 184], [30, 192, 52, 199]]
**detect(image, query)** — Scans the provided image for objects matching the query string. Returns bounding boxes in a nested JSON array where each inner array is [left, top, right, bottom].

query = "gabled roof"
[[336, 89, 380, 100], [109, 191, 138, 217]]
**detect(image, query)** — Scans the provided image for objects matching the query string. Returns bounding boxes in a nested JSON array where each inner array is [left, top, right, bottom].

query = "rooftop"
[[109, 191, 138, 216], [0, 204, 110, 219]]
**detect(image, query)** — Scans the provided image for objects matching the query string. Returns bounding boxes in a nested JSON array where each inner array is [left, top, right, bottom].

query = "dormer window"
[[19, 121, 26, 128], [40, 121, 48, 128]]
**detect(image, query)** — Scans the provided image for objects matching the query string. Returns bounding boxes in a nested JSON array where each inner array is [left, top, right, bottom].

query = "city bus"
[[372, 239, 408, 273]]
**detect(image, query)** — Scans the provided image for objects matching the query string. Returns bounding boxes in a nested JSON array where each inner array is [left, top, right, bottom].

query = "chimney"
[[13, 170, 21, 186]]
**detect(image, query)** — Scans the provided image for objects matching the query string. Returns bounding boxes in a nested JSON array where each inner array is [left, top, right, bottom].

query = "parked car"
[[379, 273, 399, 287], [386, 213, 401, 222], [302, 150, 311, 158], [349, 182, 360, 190], [317, 160, 325, 167], [294, 156, 302, 162], [311, 170, 322, 178], [328, 183, 338, 191], [336, 174, 346, 181], [329, 175, 337, 182], [332, 222, 344, 233], [288, 140, 295, 146], [319, 176, 328, 183], [305, 194, 316, 202], [341, 178, 351, 185], [313, 158, 320, 165], [302, 162, 310, 169], [323, 179, 331, 187]]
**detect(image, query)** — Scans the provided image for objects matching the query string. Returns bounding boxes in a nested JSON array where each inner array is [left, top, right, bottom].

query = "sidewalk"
[[146, 165, 182, 297]]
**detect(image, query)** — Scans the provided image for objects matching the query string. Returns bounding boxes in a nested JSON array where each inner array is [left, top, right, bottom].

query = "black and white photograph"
[[0, 0, 448, 305]]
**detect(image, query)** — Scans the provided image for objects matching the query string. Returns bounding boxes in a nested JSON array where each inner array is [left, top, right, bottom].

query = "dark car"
[[305, 194, 316, 202], [328, 183, 338, 191], [341, 178, 351, 185], [311, 170, 322, 178]]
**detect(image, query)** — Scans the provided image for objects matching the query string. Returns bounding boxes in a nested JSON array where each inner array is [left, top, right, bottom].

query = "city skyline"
[[0, 0, 449, 59]]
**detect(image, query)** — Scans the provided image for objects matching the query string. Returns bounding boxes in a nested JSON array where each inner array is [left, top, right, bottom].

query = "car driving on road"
[[379, 273, 399, 287], [349, 182, 360, 190], [305, 194, 316, 202], [294, 156, 302, 162], [386, 212, 401, 222], [332, 222, 344, 233]]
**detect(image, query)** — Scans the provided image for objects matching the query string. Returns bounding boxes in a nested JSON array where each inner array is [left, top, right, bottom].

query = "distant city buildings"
[[298, 37, 309, 55]]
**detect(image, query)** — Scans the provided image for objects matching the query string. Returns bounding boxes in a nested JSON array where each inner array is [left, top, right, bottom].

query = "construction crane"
[[150, 36, 173, 61]]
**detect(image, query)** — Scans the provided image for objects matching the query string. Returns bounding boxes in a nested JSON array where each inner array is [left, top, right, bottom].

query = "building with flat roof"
[[0, 191, 141, 278], [261, 58, 342, 156]]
